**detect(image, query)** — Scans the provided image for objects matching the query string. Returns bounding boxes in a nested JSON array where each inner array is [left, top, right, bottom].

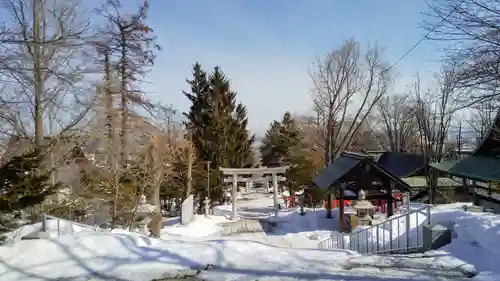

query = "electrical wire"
[[382, 0, 466, 73]]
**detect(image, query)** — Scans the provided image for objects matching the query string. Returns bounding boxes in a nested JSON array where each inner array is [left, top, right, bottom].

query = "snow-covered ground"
[[1, 191, 499, 281]]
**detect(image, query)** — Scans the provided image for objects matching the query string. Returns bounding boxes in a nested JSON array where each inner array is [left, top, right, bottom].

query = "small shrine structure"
[[312, 152, 412, 233]]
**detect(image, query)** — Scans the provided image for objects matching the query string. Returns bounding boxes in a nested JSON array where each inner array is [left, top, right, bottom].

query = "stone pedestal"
[[299, 195, 306, 216], [353, 189, 375, 226], [132, 194, 157, 234], [203, 197, 211, 217], [423, 223, 452, 251]]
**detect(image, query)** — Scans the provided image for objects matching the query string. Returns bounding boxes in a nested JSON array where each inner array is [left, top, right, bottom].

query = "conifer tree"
[[260, 121, 282, 167], [0, 151, 59, 212], [184, 63, 254, 201], [260, 112, 302, 167]]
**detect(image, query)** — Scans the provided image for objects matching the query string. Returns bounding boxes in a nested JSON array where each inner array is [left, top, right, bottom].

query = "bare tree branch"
[[309, 38, 392, 163], [374, 93, 419, 151]]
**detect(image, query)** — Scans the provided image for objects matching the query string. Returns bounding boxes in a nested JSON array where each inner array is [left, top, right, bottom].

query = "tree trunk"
[[33, 0, 44, 153], [150, 140, 162, 237]]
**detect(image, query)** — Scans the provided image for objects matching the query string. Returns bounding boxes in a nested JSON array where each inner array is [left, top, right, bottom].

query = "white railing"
[[40, 214, 107, 237], [2, 214, 107, 245], [318, 205, 433, 254]]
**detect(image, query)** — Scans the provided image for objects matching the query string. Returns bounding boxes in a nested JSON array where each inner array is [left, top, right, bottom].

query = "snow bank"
[[0, 230, 475, 281], [432, 210, 500, 276], [162, 215, 229, 238], [3, 217, 104, 244], [339, 203, 500, 279]]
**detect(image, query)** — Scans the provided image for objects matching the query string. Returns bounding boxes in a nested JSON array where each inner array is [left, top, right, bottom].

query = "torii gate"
[[222, 175, 287, 191], [220, 166, 289, 219]]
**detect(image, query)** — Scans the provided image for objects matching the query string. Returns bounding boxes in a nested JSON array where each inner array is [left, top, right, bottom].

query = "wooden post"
[[272, 173, 279, 214], [339, 187, 345, 233], [387, 181, 394, 217], [326, 192, 332, 218]]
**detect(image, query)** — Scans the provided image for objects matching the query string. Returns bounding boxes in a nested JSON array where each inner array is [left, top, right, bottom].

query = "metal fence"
[[318, 205, 432, 254], [39, 214, 107, 236]]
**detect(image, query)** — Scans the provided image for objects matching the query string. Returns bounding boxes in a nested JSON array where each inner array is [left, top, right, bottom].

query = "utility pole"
[[186, 133, 193, 198]]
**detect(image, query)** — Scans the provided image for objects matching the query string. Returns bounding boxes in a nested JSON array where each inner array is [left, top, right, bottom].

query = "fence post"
[[426, 206, 431, 225], [41, 214, 47, 232], [388, 221, 393, 253], [405, 212, 410, 250]]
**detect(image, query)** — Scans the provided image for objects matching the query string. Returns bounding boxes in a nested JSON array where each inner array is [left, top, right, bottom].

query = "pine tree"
[[260, 112, 324, 193], [260, 111, 302, 167], [184, 63, 254, 201], [183, 63, 211, 160], [0, 151, 59, 212], [229, 104, 255, 167], [260, 121, 282, 167]]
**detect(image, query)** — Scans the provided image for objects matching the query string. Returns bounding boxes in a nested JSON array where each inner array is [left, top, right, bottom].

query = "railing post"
[[426, 206, 431, 225], [405, 212, 410, 250], [376, 224, 380, 253], [388, 221, 393, 253], [41, 214, 47, 232]]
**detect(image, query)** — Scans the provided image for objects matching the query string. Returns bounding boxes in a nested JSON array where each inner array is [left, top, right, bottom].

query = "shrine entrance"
[[219, 166, 289, 219]]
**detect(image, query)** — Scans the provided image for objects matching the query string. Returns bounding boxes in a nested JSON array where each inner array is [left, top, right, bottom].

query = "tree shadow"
[[0, 233, 205, 281], [0, 233, 474, 281]]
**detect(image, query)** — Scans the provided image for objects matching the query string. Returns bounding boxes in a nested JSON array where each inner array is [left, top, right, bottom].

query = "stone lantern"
[[132, 194, 158, 234], [224, 191, 231, 205], [203, 196, 211, 217], [353, 189, 375, 226]]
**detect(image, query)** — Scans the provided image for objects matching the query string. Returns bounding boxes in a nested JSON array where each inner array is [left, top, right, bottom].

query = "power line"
[[383, 0, 465, 73]]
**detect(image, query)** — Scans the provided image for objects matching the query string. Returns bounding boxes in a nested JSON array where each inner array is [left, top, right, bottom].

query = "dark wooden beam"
[[387, 181, 394, 217]]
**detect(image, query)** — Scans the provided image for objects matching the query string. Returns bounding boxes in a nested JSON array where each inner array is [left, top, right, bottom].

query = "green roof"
[[430, 156, 500, 183], [402, 177, 462, 187]]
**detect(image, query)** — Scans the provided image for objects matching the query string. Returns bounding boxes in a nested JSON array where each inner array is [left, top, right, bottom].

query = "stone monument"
[[169, 200, 177, 217], [132, 194, 157, 234], [353, 189, 375, 226], [180, 194, 194, 225]]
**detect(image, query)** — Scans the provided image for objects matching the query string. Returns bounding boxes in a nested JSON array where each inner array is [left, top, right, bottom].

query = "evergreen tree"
[[0, 151, 59, 212], [260, 112, 324, 193], [260, 121, 282, 166], [183, 63, 254, 201], [183, 63, 211, 160], [260, 112, 302, 167]]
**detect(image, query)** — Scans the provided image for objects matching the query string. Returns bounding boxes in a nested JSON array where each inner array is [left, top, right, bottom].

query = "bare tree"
[[98, 0, 160, 170], [412, 68, 459, 203], [310, 38, 392, 164], [374, 94, 418, 151], [423, 0, 500, 105], [0, 0, 96, 153], [467, 98, 499, 141], [94, 0, 160, 224]]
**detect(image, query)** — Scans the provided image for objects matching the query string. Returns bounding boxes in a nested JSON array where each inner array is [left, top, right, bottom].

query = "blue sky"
[[1, 0, 446, 137], [143, 0, 445, 136]]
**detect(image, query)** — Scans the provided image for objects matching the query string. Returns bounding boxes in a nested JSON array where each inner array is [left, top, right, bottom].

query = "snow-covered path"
[[0, 231, 476, 281], [1, 192, 499, 280]]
